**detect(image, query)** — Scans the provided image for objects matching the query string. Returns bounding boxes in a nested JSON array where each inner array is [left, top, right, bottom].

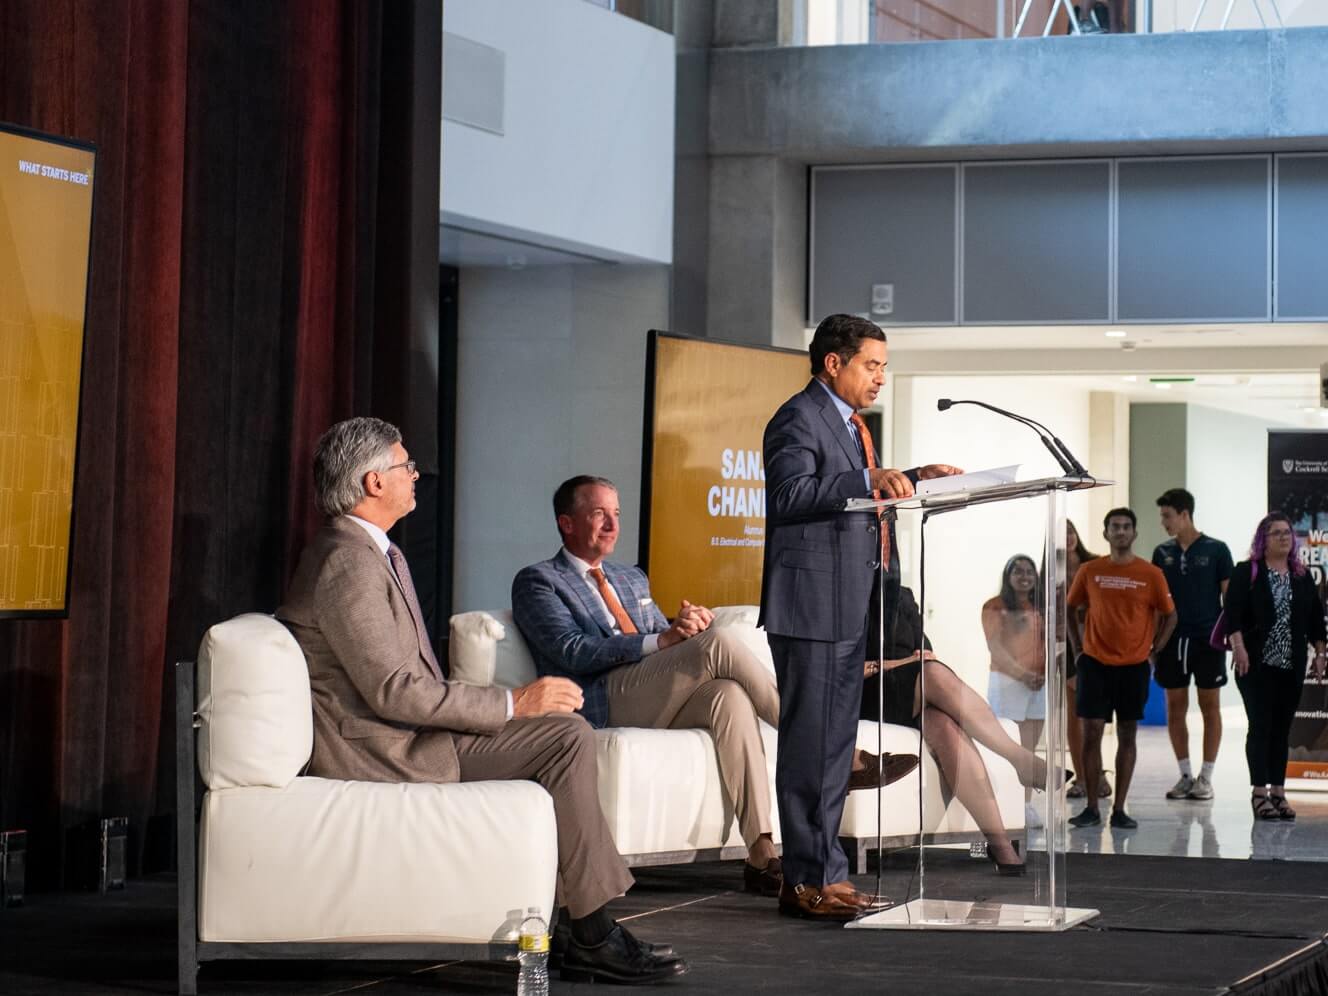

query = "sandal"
[[1251, 793, 1280, 821], [1098, 776, 1112, 798], [1270, 795, 1296, 821], [1066, 780, 1086, 799]]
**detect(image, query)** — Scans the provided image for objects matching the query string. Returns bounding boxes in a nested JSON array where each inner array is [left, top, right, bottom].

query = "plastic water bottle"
[[517, 906, 549, 996]]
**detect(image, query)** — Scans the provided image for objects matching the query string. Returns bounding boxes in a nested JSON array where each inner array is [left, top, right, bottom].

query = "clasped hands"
[[869, 464, 964, 499], [658, 599, 713, 649]]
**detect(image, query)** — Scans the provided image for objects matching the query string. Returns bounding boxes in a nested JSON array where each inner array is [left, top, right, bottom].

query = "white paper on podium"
[[915, 464, 1020, 497]]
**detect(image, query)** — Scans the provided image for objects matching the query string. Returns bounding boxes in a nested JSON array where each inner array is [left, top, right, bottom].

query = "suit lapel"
[[332, 518, 442, 681], [807, 381, 864, 469], [555, 550, 615, 636]]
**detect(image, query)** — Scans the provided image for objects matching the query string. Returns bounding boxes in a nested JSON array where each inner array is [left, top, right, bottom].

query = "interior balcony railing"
[[794, 0, 1325, 42]]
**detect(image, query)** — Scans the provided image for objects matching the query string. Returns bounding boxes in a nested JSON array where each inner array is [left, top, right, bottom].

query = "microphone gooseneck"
[[935, 398, 1088, 477]]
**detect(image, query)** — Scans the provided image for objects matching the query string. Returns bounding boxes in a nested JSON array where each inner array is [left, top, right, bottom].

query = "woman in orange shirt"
[[983, 555, 1047, 753]]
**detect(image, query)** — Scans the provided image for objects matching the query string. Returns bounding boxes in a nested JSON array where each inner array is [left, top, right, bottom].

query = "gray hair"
[[313, 417, 402, 517]]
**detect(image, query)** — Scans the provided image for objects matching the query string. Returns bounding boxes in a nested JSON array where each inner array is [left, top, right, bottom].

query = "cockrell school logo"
[[1279, 459, 1328, 475]]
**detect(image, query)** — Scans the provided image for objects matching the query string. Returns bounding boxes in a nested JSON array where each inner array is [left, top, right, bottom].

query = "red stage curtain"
[[0, 0, 424, 886]]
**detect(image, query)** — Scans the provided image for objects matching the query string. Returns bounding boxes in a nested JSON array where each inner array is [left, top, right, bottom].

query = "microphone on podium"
[[936, 399, 1089, 477]]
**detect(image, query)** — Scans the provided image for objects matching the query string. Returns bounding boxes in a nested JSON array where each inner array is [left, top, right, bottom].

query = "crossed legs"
[[606, 626, 780, 865]]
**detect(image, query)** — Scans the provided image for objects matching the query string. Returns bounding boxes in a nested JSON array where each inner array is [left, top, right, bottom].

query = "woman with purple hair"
[[1225, 512, 1327, 820]]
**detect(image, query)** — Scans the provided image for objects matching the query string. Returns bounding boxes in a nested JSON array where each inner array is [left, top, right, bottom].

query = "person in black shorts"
[[1066, 508, 1177, 829], [1153, 489, 1234, 802]]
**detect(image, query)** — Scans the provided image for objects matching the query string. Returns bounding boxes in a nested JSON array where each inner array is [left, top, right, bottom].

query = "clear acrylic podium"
[[844, 475, 1108, 932]]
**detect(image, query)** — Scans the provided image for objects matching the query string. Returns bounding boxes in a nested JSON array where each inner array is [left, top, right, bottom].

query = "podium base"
[[847, 899, 1099, 932]]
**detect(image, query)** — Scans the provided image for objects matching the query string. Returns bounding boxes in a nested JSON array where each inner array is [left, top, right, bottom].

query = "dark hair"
[[553, 475, 616, 522], [1249, 511, 1306, 576], [1066, 518, 1098, 565], [808, 314, 886, 376], [998, 554, 1043, 614], [1103, 507, 1137, 530], [1156, 488, 1194, 516]]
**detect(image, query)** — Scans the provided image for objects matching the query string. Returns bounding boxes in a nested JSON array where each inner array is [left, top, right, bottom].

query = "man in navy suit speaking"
[[761, 314, 962, 921]]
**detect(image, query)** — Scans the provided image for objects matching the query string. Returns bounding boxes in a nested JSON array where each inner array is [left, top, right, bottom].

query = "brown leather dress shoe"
[[777, 882, 861, 922], [823, 879, 891, 910], [743, 857, 783, 897], [848, 749, 920, 791]]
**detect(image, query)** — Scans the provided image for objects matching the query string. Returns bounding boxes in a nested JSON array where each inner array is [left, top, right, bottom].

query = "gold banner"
[[0, 128, 95, 613], [645, 334, 808, 616]]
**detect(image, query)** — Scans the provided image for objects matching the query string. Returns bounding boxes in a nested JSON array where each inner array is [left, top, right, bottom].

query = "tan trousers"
[[605, 626, 780, 848], [454, 714, 633, 918]]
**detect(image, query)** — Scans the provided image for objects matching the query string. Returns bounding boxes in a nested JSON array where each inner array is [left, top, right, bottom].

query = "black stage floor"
[[3, 853, 1327, 995]]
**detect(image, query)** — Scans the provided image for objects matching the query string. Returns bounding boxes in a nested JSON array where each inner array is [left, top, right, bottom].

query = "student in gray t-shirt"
[[1152, 488, 1234, 802]]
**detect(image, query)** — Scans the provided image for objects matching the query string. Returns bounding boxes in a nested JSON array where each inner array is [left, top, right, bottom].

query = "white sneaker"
[[1187, 775, 1214, 800], [1166, 774, 1194, 799], [1024, 801, 1045, 829]]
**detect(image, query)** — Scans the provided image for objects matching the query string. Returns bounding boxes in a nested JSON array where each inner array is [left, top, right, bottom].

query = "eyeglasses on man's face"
[[383, 459, 417, 475]]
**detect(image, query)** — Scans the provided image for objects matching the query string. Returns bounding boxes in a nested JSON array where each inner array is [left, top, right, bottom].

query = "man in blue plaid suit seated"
[[512, 475, 918, 900]]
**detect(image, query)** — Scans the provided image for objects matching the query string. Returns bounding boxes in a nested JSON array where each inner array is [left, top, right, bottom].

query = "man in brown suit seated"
[[278, 417, 686, 985]]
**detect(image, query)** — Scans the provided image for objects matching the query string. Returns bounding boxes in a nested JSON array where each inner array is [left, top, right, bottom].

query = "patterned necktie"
[[588, 566, 638, 634], [387, 543, 443, 679], [849, 413, 891, 566]]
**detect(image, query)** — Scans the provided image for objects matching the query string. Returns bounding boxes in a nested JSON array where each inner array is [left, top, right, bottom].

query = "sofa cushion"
[[449, 609, 537, 689], [198, 777, 557, 942], [197, 613, 313, 790]]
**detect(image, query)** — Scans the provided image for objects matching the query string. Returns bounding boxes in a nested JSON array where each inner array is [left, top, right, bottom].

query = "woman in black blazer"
[[1225, 512, 1327, 820]]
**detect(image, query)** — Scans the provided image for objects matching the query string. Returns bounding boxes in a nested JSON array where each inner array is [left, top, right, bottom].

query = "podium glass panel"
[[844, 476, 1104, 932]]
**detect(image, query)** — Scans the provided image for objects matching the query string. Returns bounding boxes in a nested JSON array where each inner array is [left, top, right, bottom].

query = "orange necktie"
[[588, 567, 638, 634], [849, 413, 891, 566]]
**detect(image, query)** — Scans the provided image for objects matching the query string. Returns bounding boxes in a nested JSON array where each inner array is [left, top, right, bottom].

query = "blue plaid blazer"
[[511, 549, 669, 728]]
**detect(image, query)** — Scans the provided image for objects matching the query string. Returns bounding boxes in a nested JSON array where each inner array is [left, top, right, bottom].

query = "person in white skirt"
[[983, 555, 1048, 828]]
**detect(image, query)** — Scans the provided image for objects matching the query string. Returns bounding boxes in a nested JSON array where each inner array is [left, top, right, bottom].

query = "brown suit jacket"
[[277, 516, 508, 783]]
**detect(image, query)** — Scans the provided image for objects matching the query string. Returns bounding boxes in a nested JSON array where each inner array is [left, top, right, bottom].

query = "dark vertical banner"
[[1268, 430, 1328, 784]]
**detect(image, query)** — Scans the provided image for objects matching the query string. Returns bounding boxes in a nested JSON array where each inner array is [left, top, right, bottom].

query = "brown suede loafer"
[[848, 749, 920, 791], [777, 882, 861, 922], [743, 857, 783, 897]]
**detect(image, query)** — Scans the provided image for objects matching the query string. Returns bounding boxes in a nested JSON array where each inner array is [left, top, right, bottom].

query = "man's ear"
[[556, 513, 572, 537], [363, 470, 383, 498], [822, 352, 841, 377]]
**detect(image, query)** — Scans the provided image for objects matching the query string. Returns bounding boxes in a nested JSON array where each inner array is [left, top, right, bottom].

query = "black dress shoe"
[[550, 921, 674, 969], [743, 857, 783, 897], [560, 924, 688, 984]]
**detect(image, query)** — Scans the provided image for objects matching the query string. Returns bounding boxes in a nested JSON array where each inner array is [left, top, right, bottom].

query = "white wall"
[[1186, 403, 1293, 561], [453, 263, 670, 611], [441, 0, 674, 263], [892, 375, 1104, 691]]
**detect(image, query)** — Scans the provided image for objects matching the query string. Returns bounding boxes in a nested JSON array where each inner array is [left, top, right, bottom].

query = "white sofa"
[[177, 613, 558, 995], [448, 605, 1024, 870]]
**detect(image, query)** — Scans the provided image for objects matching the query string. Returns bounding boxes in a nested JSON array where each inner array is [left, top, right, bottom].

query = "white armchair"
[[177, 613, 559, 994]]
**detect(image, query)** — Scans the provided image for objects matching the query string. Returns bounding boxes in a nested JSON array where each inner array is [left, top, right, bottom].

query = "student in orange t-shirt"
[[1066, 507, 1177, 830]]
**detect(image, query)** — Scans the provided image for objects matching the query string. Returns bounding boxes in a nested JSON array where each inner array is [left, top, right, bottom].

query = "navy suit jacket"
[[760, 379, 913, 645], [511, 550, 669, 727]]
